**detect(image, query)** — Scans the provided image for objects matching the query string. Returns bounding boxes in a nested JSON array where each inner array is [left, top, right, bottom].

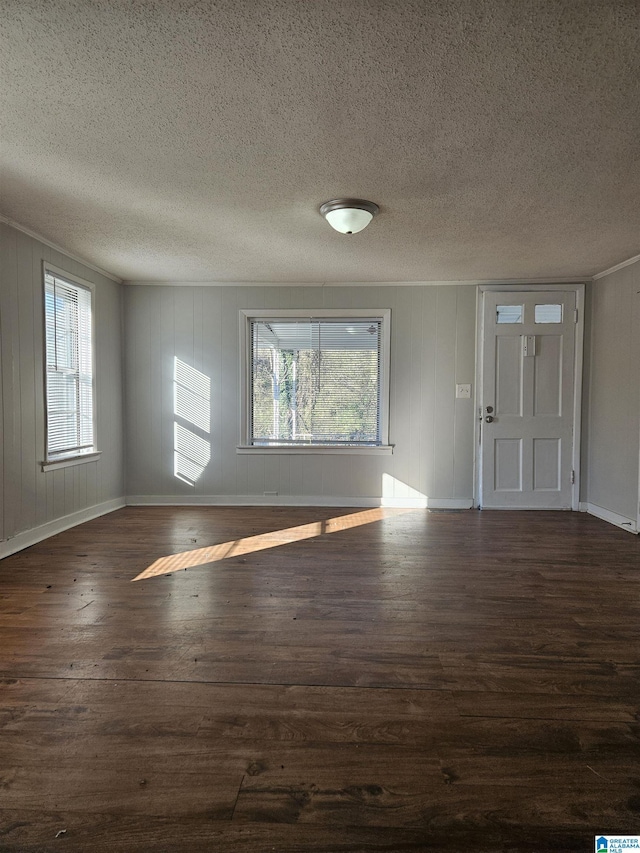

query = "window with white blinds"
[[44, 269, 95, 461], [248, 315, 389, 447]]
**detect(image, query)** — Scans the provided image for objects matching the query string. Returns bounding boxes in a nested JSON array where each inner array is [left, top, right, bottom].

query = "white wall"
[[0, 223, 125, 552], [586, 259, 640, 528], [124, 284, 477, 506]]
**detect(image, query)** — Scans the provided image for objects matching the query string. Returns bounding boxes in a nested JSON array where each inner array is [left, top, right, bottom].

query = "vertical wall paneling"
[[0, 300, 3, 541], [419, 288, 438, 500], [0, 222, 124, 548], [147, 287, 163, 495], [289, 452, 304, 497], [453, 286, 477, 499], [223, 288, 242, 494], [205, 286, 223, 494], [97, 269, 124, 501], [637, 288, 640, 532], [192, 286, 206, 495], [17, 232, 36, 532], [408, 287, 424, 499], [579, 283, 593, 504], [124, 287, 155, 497], [589, 267, 638, 517], [301, 287, 324, 311], [161, 287, 177, 496], [587, 260, 640, 524], [301, 453, 324, 499], [0, 227, 14, 540], [65, 465, 76, 517], [1, 224, 19, 539], [387, 286, 413, 498], [432, 287, 458, 497], [124, 283, 477, 505], [173, 286, 195, 495], [32, 243, 47, 527]]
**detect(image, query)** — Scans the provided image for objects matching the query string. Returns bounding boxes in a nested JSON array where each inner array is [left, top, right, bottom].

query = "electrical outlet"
[[456, 383, 472, 399]]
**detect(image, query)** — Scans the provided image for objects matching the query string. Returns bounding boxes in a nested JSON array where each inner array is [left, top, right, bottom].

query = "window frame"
[[238, 308, 392, 454], [41, 262, 100, 471]]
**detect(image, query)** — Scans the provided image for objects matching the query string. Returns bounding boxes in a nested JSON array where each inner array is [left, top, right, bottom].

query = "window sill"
[[237, 445, 393, 456], [41, 451, 102, 472]]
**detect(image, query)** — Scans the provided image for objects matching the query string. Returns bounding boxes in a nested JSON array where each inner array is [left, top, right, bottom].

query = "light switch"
[[456, 383, 472, 399]]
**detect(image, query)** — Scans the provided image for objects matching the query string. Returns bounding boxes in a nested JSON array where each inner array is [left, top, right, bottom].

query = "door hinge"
[[571, 469, 575, 484], [574, 308, 578, 324]]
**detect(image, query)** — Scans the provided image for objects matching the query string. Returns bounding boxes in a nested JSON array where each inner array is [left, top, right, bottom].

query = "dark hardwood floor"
[[1, 506, 639, 852]]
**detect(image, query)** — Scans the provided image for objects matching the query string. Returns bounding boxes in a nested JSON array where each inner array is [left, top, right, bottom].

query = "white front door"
[[479, 291, 577, 509]]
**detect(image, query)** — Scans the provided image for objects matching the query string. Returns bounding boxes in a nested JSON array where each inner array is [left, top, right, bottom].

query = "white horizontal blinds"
[[251, 319, 381, 445], [44, 271, 94, 458]]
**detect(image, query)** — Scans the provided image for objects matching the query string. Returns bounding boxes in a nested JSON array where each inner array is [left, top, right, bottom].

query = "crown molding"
[[123, 276, 588, 287], [593, 253, 640, 280], [0, 215, 122, 283], [6, 211, 633, 287]]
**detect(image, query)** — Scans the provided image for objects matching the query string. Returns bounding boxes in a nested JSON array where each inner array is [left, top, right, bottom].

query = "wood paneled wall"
[[587, 260, 640, 525], [0, 223, 125, 545], [124, 284, 477, 505]]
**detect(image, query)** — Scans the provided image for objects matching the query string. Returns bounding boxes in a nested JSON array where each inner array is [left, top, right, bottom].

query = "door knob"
[[485, 415, 494, 423], [485, 405, 494, 413]]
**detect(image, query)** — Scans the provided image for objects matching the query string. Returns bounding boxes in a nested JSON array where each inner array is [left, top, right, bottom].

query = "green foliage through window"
[[250, 319, 382, 445]]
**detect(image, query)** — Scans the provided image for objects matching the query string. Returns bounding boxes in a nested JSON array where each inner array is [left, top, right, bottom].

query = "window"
[[44, 266, 96, 464], [496, 304, 523, 323], [240, 310, 391, 452], [534, 303, 563, 323]]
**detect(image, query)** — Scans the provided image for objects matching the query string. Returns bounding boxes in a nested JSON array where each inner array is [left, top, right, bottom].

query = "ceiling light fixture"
[[319, 198, 379, 234]]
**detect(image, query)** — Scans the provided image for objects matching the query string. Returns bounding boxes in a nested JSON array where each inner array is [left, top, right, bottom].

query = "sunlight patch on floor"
[[132, 507, 416, 581]]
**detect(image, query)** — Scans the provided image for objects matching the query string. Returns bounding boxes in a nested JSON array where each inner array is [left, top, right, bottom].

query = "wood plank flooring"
[[0, 506, 639, 852]]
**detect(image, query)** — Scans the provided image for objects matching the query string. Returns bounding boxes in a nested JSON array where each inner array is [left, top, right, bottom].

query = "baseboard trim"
[[126, 494, 474, 510], [0, 498, 127, 559], [423, 499, 474, 510], [0, 495, 475, 557], [4, 496, 633, 554], [585, 502, 638, 534]]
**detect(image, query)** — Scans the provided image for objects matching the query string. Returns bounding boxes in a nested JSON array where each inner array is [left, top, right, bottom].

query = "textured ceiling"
[[1, 0, 639, 283]]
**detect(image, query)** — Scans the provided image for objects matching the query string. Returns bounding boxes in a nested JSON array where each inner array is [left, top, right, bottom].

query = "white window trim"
[[238, 308, 392, 454], [41, 451, 102, 473], [42, 262, 99, 468]]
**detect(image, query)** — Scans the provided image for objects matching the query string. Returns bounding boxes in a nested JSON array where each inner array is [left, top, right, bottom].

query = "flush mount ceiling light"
[[319, 198, 379, 234]]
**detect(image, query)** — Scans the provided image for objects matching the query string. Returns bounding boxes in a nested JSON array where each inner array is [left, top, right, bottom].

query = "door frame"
[[474, 283, 586, 511]]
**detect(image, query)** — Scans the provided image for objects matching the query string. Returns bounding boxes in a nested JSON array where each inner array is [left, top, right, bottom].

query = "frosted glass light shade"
[[320, 199, 379, 234], [325, 207, 372, 234]]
